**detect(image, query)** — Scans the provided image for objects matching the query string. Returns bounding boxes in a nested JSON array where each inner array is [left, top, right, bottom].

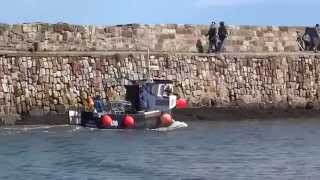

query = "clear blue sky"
[[0, 0, 319, 26]]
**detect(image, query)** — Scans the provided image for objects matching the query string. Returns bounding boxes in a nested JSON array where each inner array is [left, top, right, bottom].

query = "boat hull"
[[79, 111, 163, 129]]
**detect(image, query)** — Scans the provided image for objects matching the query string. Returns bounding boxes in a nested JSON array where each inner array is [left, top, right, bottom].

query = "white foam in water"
[[74, 126, 82, 131], [0, 125, 71, 136], [3, 125, 69, 131], [153, 120, 188, 132]]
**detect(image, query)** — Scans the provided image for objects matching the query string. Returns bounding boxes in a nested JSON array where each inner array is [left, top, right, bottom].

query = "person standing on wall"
[[217, 21, 228, 52], [315, 24, 320, 37], [314, 24, 320, 52], [206, 21, 218, 53]]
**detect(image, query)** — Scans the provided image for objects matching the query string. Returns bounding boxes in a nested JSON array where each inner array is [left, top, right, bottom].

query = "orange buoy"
[[100, 115, 112, 128], [176, 98, 187, 109], [160, 113, 173, 127], [123, 115, 135, 128]]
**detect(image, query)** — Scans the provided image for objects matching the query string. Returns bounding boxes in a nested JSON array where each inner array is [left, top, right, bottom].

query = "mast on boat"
[[146, 48, 153, 83]]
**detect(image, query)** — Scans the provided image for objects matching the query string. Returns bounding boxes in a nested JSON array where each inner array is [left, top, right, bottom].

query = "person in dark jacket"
[[206, 21, 218, 53], [217, 21, 228, 52], [316, 24, 320, 37], [93, 96, 104, 113], [314, 24, 320, 52]]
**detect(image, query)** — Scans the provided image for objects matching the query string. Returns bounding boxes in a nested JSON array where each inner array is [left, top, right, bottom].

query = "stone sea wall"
[[0, 51, 320, 125], [0, 23, 305, 53]]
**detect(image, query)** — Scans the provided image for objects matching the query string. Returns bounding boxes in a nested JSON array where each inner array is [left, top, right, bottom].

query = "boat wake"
[[2, 125, 70, 131], [0, 125, 77, 136], [153, 120, 188, 132]]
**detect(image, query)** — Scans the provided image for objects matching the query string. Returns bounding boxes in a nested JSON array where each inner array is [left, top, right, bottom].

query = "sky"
[[0, 0, 319, 26]]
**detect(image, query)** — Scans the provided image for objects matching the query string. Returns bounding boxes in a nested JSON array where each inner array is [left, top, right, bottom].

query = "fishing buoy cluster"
[[176, 98, 187, 109], [100, 115, 135, 128]]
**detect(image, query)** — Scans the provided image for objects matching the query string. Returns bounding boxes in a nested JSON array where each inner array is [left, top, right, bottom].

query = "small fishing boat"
[[69, 79, 187, 129], [68, 49, 187, 130]]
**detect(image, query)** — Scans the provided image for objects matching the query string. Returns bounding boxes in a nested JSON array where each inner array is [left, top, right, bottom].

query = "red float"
[[160, 113, 173, 127], [100, 115, 112, 128], [176, 98, 187, 109], [123, 115, 135, 128]]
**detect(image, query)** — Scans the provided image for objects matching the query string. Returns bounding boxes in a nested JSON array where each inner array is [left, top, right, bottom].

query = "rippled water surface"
[[1, 119, 320, 180]]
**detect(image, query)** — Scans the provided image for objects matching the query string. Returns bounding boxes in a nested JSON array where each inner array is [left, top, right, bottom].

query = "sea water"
[[1, 119, 320, 180]]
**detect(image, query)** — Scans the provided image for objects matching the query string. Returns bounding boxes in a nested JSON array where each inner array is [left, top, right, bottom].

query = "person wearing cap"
[[206, 21, 218, 53]]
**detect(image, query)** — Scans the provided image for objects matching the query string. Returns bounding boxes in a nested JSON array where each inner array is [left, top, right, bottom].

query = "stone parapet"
[[0, 23, 305, 52]]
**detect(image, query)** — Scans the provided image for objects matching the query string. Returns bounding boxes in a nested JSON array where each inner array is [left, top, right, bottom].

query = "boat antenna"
[[146, 48, 153, 83]]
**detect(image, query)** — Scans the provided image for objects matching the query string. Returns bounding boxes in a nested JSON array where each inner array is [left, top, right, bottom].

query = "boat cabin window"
[[156, 84, 172, 97], [125, 81, 173, 111]]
